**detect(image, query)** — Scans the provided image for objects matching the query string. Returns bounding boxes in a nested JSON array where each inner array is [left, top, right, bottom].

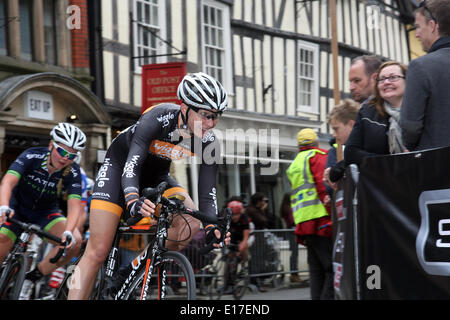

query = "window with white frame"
[[297, 40, 319, 114], [133, 0, 166, 73], [201, 0, 232, 92]]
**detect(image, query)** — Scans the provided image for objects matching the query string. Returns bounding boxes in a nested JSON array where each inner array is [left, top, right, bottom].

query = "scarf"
[[384, 102, 406, 154]]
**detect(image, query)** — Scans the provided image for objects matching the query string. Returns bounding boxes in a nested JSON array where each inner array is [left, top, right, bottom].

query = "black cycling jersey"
[[230, 213, 250, 245], [92, 103, 220, 218]]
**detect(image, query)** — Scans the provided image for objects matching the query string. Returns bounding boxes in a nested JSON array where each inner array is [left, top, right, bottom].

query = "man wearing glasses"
[[400, 0, 450, 151], [0, 123, 85, 295]]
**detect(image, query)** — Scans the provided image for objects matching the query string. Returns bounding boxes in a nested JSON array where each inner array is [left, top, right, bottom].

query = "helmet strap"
[[180, 106, 190, 132], [48, 146, 57, 170]]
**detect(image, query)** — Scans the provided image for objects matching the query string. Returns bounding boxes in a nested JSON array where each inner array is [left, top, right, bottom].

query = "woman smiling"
[[345, 61, 408, 166]]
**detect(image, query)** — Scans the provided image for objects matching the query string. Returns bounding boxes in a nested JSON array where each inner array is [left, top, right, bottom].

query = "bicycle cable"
[[163, 212, 192, 243]]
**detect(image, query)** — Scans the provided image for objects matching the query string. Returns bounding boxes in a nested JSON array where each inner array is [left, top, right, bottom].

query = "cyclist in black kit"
[[69, 72, 231, 300]]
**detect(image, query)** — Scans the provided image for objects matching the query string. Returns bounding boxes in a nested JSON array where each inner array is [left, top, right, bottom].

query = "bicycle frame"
[[113, 206, 172, 300], [0, 214, 66, 300], [96, 182, 229, 301], [1, 230, 31, 271]]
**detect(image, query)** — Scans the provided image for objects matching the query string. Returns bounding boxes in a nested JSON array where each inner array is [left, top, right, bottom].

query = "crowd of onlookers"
[[284, 0, 450, 300]]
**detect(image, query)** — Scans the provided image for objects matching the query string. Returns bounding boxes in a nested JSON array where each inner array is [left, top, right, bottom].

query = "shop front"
[[0, 72, 111, 179]]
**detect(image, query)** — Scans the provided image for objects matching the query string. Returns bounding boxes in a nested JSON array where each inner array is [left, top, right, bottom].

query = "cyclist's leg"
[[164, 187, 201, 252], [0, 219, 21, 263], [0, 234, 14, 264], [67, 203, 121, 300], [68, 155, 124, 299]]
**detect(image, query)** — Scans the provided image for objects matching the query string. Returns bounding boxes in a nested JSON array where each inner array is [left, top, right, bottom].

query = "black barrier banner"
[[333, 146, 450, 299], [331, 182, 357, 299]]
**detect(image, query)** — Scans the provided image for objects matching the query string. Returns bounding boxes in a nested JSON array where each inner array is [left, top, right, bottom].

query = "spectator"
[[349, 55, 382, 104], [280, 192, 303, 284], [246, 192, 271, 292], [245, 192, 269, 230], [323, 99, 360, 190], [345, 61, 408, 166], [400, 0, 450, 151], [286, 128, 333, 300]]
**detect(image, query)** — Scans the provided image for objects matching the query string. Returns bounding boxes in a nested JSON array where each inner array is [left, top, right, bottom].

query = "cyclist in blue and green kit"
[[0, 123, 85, 286]]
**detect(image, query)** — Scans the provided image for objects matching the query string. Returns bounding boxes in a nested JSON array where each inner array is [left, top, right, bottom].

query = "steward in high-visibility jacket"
[[287, 148, 329, 224], [286, 129, 332, 244]]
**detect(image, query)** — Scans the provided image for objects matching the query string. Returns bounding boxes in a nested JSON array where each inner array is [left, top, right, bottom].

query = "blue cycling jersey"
[[6, 147, 82, 212]]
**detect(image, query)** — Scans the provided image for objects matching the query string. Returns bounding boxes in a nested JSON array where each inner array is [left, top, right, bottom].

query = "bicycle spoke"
[[125, 251, 195, 300]]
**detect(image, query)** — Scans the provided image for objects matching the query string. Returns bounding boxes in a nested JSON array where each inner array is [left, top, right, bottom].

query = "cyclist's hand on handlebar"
[[205, 226, 231, 248], [0, 205, 13, 224], [62, 230, 76, 249], [128, 197, 156, 218], [219, 230, 231, 247]]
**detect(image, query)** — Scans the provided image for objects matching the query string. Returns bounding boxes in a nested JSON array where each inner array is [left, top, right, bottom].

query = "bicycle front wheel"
[[124, 251, 196, 300], [0, 255, 28, 300]]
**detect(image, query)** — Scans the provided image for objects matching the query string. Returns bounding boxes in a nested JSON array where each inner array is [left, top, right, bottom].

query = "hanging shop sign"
[[141, 62, 186, 114]]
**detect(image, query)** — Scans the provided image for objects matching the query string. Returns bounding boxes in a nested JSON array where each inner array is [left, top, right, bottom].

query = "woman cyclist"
[[68, 72, 230, 300], [0, 123, 85, 282]]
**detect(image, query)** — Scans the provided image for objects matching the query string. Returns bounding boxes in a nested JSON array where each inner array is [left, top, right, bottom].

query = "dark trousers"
[[304, 235, 334, 300], [288, 232, 299, 271]]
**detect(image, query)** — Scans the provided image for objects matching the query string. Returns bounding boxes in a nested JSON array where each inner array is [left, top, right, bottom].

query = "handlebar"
[[5, 210, 69, 264], [125, 182, 231, 254], [125, 181, 168, 226]]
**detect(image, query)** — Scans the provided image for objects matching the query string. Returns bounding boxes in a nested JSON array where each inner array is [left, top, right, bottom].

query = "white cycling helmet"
[[50, 122, 86, 151], [177, 72, 228, 112]]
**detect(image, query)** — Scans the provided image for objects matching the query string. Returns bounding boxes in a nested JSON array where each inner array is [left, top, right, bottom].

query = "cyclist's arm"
[[0, 173, 18, 206], [122, 111, 166, 207], [66, 197, 82, 232], [64, 166, 83, 234], [242, 228, 250, 244], [197, 136, 220, 220], [0, 149, 31, 208], [198, 162, 219, 220], [239, 228, 250, 253]]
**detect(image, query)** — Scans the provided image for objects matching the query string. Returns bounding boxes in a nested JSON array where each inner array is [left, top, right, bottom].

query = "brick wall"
[[70, 0, 90, 69]]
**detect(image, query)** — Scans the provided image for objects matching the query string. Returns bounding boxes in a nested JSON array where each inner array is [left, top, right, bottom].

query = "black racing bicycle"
[[56, 181, 230, 300], [0, 211, 68, 300]]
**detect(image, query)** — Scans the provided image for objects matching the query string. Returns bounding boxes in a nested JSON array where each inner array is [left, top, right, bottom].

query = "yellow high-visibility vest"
[[286, 149, 328, 224]]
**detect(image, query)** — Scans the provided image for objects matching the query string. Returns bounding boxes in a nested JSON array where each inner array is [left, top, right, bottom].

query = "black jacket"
[[344, 103, 389, 166], [400, 36, 450, 151]]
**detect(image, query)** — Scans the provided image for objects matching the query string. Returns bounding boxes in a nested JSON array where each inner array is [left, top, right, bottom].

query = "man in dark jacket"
[[400, 0, 450, 151]]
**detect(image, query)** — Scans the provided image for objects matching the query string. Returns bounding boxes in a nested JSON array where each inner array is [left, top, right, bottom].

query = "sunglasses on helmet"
[[419, 0, 436, 22], [52, 141, 78, 160]]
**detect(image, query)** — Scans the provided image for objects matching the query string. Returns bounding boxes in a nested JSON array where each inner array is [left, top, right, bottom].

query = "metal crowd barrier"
[[182, 228, 309, 286]]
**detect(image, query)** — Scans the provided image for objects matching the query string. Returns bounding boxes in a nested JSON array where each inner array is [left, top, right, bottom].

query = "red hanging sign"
[[141, 62, 187, 114]]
